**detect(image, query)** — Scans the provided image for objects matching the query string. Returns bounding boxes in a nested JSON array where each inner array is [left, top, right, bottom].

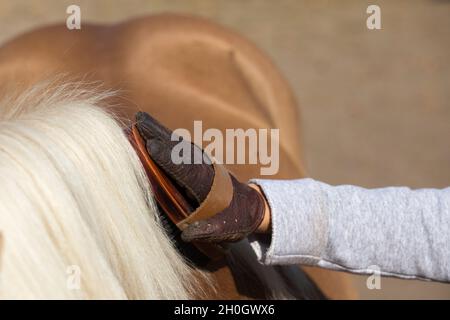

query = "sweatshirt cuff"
[[248, 178, 329, 266]]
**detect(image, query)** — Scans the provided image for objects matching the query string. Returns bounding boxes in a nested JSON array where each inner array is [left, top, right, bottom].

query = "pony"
[[0, 14, 356, 299]]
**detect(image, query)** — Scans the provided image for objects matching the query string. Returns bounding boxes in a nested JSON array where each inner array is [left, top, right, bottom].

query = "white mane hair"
[[0, 82, 205, 299]]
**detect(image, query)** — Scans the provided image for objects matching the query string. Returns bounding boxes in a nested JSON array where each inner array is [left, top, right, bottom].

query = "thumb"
[[181, 220, 221, 243]]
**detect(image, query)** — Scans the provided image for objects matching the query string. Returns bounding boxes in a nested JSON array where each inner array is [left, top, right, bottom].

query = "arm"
[[248, 178, 450, 282]]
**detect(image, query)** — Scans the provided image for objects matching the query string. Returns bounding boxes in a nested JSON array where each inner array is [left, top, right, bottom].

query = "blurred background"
[[0, 0, 448, 299]]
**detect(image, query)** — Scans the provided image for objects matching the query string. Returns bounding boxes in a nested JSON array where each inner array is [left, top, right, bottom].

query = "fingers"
[[136, 111, 180, 163], [135, 111, 214, 204], [136, 111, 172, 144]]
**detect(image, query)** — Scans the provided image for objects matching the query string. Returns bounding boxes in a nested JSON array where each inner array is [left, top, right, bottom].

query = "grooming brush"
[[127, 124, 225, 264]]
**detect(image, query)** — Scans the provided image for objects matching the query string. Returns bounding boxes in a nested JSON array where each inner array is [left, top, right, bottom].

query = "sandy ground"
[[0, 0, 448, 299]]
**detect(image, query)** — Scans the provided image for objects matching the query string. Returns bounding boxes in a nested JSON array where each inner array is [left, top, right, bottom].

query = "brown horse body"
[[0, 14, 355, 299]]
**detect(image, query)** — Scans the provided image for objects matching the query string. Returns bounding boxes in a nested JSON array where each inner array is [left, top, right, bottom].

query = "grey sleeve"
[[248, 178, 450, 282]]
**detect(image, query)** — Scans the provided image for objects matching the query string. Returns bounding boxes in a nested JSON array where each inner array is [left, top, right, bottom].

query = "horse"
[[0, 14, 356, 299]]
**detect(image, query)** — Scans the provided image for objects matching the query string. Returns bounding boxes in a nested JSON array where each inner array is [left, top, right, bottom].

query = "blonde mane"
[[0, 82, 203, 299]]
